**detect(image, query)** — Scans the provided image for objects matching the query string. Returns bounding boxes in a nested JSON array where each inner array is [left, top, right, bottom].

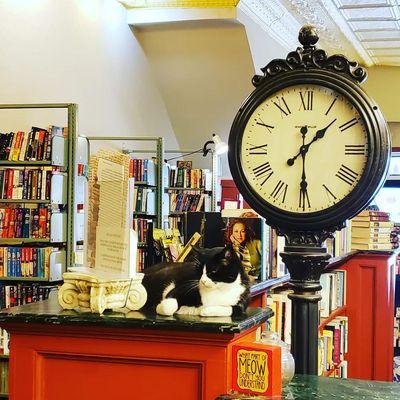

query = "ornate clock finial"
[[298, 24, 319, 49], [252, 25, 367, 87]]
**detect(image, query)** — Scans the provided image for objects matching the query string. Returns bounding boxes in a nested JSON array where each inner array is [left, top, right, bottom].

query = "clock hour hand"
[[287, 119, 337, 166]]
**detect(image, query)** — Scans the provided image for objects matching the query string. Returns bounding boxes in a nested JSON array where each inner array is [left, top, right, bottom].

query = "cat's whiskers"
[[179, 280, 199, 296]]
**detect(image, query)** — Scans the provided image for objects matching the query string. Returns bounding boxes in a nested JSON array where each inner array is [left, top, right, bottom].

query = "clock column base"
[[281, 246, 331, 375]]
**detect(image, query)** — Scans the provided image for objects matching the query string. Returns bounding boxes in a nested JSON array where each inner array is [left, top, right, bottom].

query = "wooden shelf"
[[319, 306, 347, 332], [0, 393, 8, 399], [0, 199, 50, 204], [0, 160, 51, 166], [0, 355, 9, 360]]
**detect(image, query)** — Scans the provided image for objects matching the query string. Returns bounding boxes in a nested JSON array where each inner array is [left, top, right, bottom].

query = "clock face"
[[240, 84, 369, 214]]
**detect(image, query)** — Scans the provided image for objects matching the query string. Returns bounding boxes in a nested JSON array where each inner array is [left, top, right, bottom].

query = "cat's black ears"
[[222, 245, 236, 260]]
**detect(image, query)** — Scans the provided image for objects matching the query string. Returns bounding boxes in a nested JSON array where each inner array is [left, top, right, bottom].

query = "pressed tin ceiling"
[[239, 0, 400, 66], [119, 0, 400, 66]]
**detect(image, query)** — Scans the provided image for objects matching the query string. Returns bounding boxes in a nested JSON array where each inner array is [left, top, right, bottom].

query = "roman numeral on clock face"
[[246, 143, 268, 155], [252, 162, 273, 186], [299, 91, 313, 111], [322, 184, 337, 201], [325, 98, 337, 115], [256, 121, 274, 133], [270, 180, 288, 203], [299, 188, 311, 210], [335, 164, 359, 186], [273, 97, 291, 117], [339, 118, 359, 132], [345, 144, 366, 155]]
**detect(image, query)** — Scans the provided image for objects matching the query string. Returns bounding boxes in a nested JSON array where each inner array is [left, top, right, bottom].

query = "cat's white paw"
[[176, 306, 201, 315], [200, 305, 233, 317], [156, 298, 178, 316]]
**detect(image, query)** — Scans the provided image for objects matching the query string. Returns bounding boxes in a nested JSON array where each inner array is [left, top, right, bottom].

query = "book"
[[351, 242, 393, 250], [351, 220, 394, 228], [222, 216, 266, 281], [351, 226, 392, 237]]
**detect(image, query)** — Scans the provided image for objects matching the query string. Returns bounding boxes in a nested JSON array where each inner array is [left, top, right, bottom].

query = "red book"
[[333, 326, 341, 365], [8, 208, 16, 238], [6, 169, 13, 199], [38, 207, 47, 238], [2, 209, 10, 237]]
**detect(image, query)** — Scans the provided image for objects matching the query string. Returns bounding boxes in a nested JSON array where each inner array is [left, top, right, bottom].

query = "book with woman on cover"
[[221, 209, 268, 282]]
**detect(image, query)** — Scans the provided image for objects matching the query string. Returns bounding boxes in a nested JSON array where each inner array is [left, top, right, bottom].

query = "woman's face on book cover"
[[232, 223, 246, 244]]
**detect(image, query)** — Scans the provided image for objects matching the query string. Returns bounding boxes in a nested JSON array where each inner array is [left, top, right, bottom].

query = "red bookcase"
[[325, 251, 397, 381]]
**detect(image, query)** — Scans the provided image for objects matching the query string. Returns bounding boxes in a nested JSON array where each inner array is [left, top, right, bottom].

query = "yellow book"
[[351, 242, 393, 250], [351, 221, 394, 228], [323, 329, 334, 371]]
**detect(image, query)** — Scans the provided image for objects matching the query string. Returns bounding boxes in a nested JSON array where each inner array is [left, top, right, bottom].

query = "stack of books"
[[351, 210, 394, 250]]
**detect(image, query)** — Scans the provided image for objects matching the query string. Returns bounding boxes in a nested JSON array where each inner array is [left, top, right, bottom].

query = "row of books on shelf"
[[0, 283, 52, 309], [0, 246, 54, 278], [132, 187, 156, 215], [320, 270, 346, 318], [129, 158, 156, 185], [0, 167, 53, 200], [0, 126, 65, 162], [267, 269, 348, 378], [319, 317, 348, 378], [169, 193, 210, 213], [167, 164, 212, 190], [0, 205, 50, 239], [132, 218, 150, 243]]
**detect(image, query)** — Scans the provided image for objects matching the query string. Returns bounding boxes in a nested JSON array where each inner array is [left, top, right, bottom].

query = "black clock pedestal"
[[281, 245, 331, 375]]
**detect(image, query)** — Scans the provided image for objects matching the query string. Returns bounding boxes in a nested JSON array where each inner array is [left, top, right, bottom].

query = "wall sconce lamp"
[[202, 134, 228, 157]]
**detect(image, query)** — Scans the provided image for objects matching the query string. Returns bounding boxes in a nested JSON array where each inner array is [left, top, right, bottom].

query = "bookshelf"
[[0, 103, 78, 399], [0, 103, 77, 279], [164, 152, 217, 234]]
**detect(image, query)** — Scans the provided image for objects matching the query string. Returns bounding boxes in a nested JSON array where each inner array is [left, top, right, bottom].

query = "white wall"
[[134, 19, 255, 176], [0, 0, 179, 152], [237, 9, 288, 74]]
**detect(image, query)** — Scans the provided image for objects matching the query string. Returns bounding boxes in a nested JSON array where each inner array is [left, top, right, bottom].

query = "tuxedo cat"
[[141, 246, 250, 317]]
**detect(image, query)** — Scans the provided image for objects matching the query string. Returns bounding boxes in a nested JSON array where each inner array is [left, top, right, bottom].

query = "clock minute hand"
[[287, 118, 337, 166], [299, 128, 310, 210]]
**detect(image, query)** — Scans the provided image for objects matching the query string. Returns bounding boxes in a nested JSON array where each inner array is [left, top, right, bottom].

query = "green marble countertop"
[[0, 294, 272, 334], [217, 375, 400, 399]]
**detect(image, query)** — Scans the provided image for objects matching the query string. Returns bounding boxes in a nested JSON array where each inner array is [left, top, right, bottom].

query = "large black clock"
[[229, 33, 390, 235], [228, 25, 391, 375]]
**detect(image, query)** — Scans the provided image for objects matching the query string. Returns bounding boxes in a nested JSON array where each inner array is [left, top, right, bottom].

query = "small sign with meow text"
[[231, 342, 281, 397]]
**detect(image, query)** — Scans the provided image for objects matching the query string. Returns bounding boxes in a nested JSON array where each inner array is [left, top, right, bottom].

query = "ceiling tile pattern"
[[239, 0, 400, 66]]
